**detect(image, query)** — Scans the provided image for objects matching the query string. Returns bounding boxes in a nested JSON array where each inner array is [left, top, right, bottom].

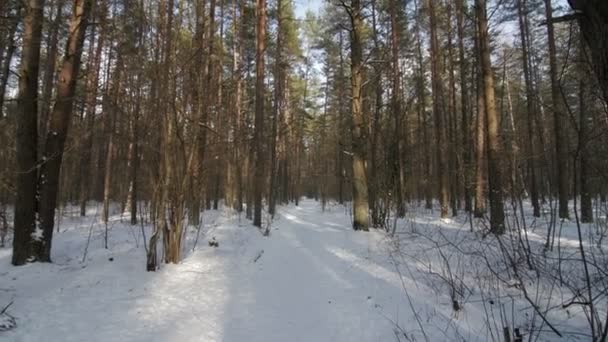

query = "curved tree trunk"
[[36, 0, 92, 261]]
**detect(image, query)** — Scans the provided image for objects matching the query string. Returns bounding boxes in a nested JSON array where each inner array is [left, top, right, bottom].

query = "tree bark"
[[578, 41, 592, 223], [253, 0, 267, 228], [428, 0, 450, 218], [346, 0, 370, 231], [517, 0, 541, 217], [545, 0, 570, 219], [268, 0, 284, 217], [12, 0, 45, 265], [476, 0, 505, 234], [456, 0, 472, 213], [390, 0, 406, 218], [474, 23, 487, 218], [35, 0, 92, 261], [79, 0, 105, 217]]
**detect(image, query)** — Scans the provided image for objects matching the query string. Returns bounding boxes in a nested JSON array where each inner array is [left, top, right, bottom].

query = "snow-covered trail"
[[218, 203, 400, 342], [2, 200, 461, 342]]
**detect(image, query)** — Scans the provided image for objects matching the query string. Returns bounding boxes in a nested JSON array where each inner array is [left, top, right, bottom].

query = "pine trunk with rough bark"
[[253, 0, 267, 228], [476, 0, 505, 234], [474, 24, 487, 218], [13, 0, 45, 265], [348, 0, 369, 231], [36, 0, 92, 261]]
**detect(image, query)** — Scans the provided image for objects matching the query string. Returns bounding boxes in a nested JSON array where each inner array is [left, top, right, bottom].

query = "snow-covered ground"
[[0, 200, 605, 341]]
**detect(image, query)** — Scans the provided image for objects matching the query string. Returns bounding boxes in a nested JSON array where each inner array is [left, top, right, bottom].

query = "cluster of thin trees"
[[0, 0, 607, 267]]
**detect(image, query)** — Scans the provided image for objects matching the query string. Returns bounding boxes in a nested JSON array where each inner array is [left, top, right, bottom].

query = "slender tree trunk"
[[517, 0, 541, 217], [234, 0, 244, 212], [501, 53, 521, 203], [337, 29, 345, 205], [253, 0, 267, 228], [476, 0, 505, 234], [474, 24, 487, 218], [369, 0, 382, 226], [579, 41, 593, 223], [428, 0, 449, 218], [128, 91, 140, 225], [447, 1, 459, 217], [79, 0, 105, 217], [414, 0, 431, 209], [457, 0, 472, 213], [269, 0, 283, 217], [102, 61, 122, 224], [390, 0, 405, 218], [544, 0, 569, 219]]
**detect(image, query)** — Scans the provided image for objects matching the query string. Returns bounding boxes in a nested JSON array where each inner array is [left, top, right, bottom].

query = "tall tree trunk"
[[348, 0, 370, 231], [476, 0, 505, 234], [253, 0, 267, 228], [268, 0, 283, 217], [36, 0, 92, 261], [414, 0, 431, 209], [102, 59, 122, 224], [428, 0, 449, 218], [579, 41, 593, 223], [544, 0, 569, 219], [187, 0, 205, 226], [390, 0, 405, 218], [13, 0, 45, 265], [369, 0, 382, 226], [79, 0, 105, 217], [474, 24, 487, 218], [128, 89, 140, 225], [456, 0, 472, 213], [233, 0, 244, 212], [337, 29, 346, 205], [517, 0, 541, 217], [447, 1, 459, 217]]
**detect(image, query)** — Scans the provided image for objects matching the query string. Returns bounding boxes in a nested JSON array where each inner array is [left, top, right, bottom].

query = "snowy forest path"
[[0, 200, 444, 342], [206, 200, 407, 341]]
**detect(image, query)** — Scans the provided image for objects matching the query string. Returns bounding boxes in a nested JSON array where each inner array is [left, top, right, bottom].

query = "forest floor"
[[0, 200, 603, 341]]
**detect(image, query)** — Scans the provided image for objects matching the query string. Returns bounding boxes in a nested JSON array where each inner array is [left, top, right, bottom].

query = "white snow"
[[30, 227, 43, 242], [0, 200, 602, 341]]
